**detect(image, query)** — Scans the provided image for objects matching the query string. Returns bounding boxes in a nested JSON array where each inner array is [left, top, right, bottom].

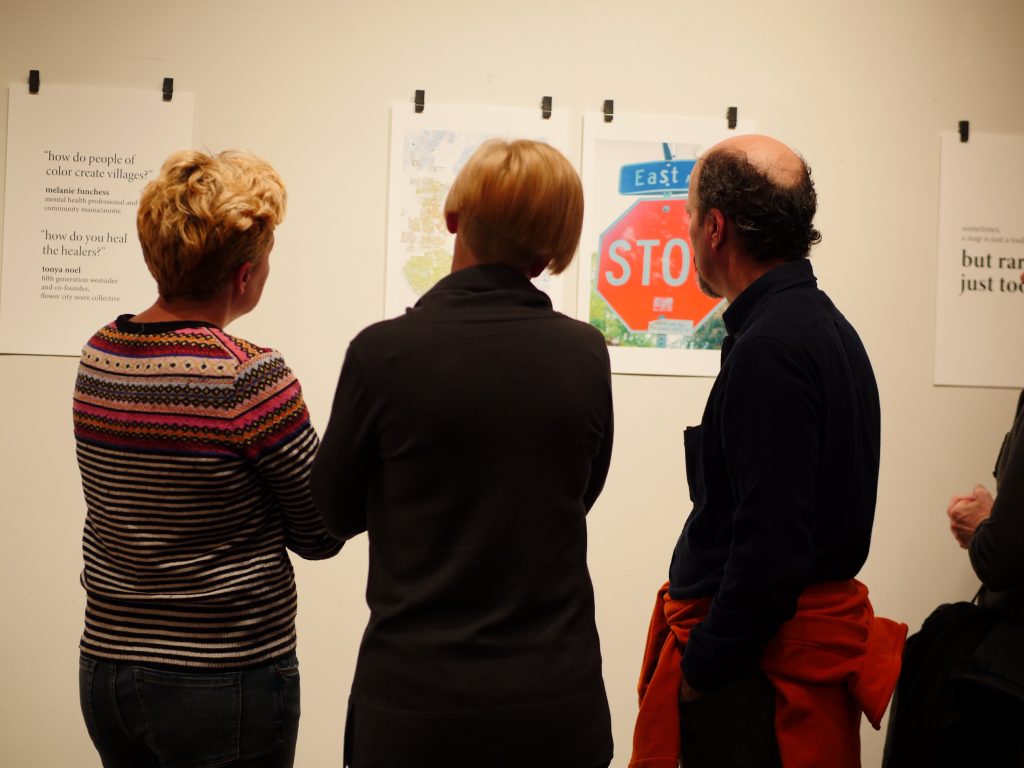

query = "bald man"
[[630, 136, 905, 768]]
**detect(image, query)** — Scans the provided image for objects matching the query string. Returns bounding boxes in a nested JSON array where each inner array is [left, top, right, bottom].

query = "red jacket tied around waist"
[[630, 580, 907, 768]]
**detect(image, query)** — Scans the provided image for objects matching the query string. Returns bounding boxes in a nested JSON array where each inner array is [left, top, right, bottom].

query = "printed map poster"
[[579, 111, 753, 377], [0, 84, 194, 355], [935, 132, 1024, 387], [385, 102, 570, 318]]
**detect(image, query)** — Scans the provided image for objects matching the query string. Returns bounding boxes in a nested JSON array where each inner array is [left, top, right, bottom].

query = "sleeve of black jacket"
[[970, 392, 1024, 592], [311, 343, 376, 540]]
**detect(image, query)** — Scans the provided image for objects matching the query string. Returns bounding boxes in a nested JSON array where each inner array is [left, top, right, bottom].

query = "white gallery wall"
[[1, 1, 1022, 765]]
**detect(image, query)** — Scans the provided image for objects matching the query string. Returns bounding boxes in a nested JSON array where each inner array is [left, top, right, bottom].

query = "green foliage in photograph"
[[588, 255, 656, 348], [686, 310, 726, 349]]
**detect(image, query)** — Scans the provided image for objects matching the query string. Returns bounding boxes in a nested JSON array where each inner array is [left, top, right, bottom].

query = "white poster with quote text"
[[935, 132, 1024, 387], [0, 84, 193, 355]]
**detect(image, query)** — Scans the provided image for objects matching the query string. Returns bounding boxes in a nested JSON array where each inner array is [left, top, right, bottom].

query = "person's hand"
[[679, 671, 706, 703], [947, 484, 994, 548]]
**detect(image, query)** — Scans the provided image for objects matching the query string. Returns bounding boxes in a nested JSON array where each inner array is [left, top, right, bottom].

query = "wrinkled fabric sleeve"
[[583, 347, 614, 513], [239, 352, 343, 560], [311, 345, 376, 540], [970, 395, 1024, 591]]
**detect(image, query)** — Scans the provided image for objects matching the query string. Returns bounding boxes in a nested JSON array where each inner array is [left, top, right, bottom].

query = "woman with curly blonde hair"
[[74, 150, 341, 767]]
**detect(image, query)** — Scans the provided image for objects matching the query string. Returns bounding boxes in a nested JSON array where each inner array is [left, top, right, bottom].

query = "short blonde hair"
[[137, 149, 286, 300], [444, 139, 583, 275]]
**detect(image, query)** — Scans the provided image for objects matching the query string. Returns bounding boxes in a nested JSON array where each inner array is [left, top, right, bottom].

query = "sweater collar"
[[114, 314, 221, 334], [722, 259, 816, 336], [413, 263, 553, 311]]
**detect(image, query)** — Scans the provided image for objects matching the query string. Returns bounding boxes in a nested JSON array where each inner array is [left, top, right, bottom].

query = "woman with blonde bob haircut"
[[443, 138, 584, 277], [74, 150, 341, 768], [313, 138, 614, 768]]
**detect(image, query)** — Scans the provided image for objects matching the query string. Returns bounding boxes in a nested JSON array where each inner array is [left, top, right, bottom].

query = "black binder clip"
[[541, 96, 552, 120], [29, 70, 40, 94], [162, 78, 174, 102], [414, 89, 425, 114], [603, 99, 614, 123], [727, 106, 738, 130], [958, 120, 969, 143]]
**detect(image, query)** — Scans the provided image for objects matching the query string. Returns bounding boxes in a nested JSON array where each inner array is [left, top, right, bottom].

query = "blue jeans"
[[79, 653, 300, 768]]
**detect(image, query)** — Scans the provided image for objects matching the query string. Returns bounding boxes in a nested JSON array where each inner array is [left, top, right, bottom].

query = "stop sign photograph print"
[[579, 112, 750, 376]]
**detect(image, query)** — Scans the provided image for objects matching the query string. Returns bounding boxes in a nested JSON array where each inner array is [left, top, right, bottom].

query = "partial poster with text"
[[935, 132, 1024, 387], [0, 84, 194, 355], [385, 102, 570, 318], [578, 111, 752, 376]]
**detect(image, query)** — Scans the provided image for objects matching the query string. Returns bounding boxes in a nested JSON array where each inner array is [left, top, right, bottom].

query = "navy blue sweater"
[[669, 258, 880, 693]]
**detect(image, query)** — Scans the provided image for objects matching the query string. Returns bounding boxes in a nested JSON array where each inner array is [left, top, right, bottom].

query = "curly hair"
[[137, 150, 287, 300], [694, 148, 821, 263]]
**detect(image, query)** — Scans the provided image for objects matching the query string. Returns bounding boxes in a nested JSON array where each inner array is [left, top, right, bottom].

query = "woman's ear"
[[235, 261, 254, 295], [445, 211, 458, 235]]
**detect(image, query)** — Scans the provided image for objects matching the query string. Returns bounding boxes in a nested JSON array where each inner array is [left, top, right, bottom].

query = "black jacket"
[[968, 389, 1024, 698], [882, 393, 1024, 767], [312, 264, 614, 768], [973, 389, 1024, 616]]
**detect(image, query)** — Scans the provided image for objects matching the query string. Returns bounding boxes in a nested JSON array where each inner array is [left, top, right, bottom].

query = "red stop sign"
[[597, 198, 722, 333]]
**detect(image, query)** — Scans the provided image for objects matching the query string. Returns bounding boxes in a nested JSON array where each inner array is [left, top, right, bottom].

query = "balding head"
[[690, 134, 821, 264], [708, 134, 805, 187]]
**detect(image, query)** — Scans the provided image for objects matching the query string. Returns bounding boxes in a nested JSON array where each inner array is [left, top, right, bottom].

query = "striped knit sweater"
[[73, 315, 342, 669]]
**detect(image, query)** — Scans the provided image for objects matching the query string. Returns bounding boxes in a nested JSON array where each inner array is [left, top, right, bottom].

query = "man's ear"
[[445, 211, 458, 235], [707, 208, 726, 249]]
